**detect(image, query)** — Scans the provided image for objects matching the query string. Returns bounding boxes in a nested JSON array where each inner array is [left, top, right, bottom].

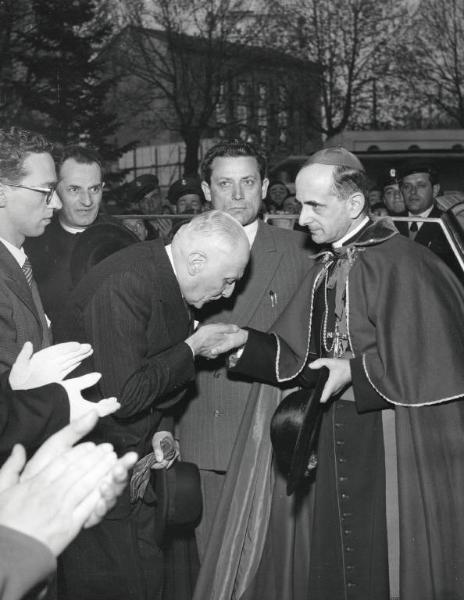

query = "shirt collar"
[[333, 216, 370, 248], [244, 219, 259, 247], [0, 236, 27, 267], [59, 219, 88, 234]]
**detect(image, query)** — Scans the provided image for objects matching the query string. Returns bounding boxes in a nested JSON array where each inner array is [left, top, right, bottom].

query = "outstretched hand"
[[206, 328, 249, 359], [59, 373, 120, 421], [308, 358, 352, 403], [9, 341, 93, 390], [186, 323, 245, 357]]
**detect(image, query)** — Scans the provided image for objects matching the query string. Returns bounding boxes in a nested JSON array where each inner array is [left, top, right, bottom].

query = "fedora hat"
[[70, 220, 139, 286], [270, 367, 329, 495], [151, 461, 202, 544]]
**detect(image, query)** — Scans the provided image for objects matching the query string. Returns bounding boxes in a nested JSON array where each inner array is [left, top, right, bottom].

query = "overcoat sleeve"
[[83, 271, 195, 419]]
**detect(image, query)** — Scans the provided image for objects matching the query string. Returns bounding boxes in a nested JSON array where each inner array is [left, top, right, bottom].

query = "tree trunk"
[[183, 129, 201, 176]]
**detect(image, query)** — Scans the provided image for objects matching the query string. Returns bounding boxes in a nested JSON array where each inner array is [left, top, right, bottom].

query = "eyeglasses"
[[7, 183, 57, 205]]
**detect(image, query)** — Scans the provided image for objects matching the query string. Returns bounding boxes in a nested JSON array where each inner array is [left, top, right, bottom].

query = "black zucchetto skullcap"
[[306, 146, 365, 171]]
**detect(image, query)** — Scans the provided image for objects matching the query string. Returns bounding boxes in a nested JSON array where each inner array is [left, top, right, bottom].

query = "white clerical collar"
[[59, 219, 88, 234], [0, 236, 27, 267], [408, 205, 433, 219], [333, 216, 370, 248], [244, 219, 259, 247]]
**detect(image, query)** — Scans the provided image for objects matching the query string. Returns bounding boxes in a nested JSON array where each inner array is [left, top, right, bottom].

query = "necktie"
[[409, 221, 418, 233], [22, 257, 34, 287]]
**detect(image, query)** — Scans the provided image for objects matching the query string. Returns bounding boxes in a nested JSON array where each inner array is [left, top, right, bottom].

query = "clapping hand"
[[59, 373, 120, 421], [0, 411, 138, 556], [9, 341, 93, 390]]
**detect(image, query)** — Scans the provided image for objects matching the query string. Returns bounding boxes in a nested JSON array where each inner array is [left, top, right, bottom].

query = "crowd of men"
[[0, 126, 463, 600]]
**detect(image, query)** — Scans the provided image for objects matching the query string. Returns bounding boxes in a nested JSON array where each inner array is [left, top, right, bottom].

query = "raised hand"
[[9, 341, 93, 390], [58, 373, 120, 421]]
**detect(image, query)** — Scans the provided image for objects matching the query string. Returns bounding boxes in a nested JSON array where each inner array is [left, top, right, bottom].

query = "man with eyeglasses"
[[26, 145, 108, 324], [0, 127, 62, 373]]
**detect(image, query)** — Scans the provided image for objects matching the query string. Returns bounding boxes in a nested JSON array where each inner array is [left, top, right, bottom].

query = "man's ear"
[[261, 177, 269, 199], [201, 181, 212, 204], [348, 192, 365, 219], [187, 251, 207, 275]]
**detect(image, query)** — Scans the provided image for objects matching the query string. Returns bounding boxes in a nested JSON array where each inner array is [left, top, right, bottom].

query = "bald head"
[[171, 210, 250, 308]]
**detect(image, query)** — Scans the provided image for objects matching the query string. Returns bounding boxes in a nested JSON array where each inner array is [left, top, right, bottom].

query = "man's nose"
[[232, 182, 243, 200], [298, 206, 312, 226], [49, 191, 62, 210], [79, 190, 93, 206]]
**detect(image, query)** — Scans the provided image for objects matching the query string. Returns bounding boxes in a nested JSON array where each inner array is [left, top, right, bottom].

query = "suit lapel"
[[0, 243, 42, 326], [415, 206, 442, 245], [228, 222, 283, 326]]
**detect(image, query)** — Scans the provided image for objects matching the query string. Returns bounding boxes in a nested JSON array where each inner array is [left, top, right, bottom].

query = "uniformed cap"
[[127, 174, 160, 202], [306, 146, 365, 171], [167, 176, 203, 205], [398, 162, 439, 184], [380, 168, 399, 190]]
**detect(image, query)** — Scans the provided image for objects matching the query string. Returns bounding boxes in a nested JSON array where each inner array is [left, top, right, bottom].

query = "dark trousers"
[[57, 500, 163, 600]]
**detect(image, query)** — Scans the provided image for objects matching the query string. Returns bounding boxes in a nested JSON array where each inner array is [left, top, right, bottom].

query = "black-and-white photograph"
[[1, 1, 464, 599]]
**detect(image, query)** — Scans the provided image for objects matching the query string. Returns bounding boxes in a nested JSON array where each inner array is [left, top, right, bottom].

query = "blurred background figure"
[[282, 194, 300, 215], [370, 202, 389, 218], [367, 184, 382, 208], [168, 176, 205, 215], [265, 180, 290, 212], [130, 174, 164, 214], [121, 215, 148, 241], [168, 176, 205, 239], [381, 168, 406, 216], [129, 174, 173, 242]]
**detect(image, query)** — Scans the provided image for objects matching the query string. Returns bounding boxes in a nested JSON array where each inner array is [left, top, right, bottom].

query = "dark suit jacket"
[[0, 371, 68, 462], [178, 221, 314, 471], [53, 239, 195, 463], [25, 217, 77, 327], [0, 243, 50, 374], [25, 214, 117, 326], [408, 205, 461, 276]]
